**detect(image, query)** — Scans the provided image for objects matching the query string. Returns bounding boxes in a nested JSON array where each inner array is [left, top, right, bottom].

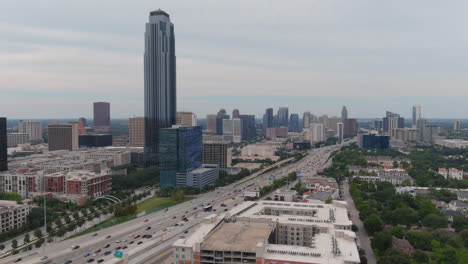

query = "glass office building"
[[159, 126, 202, 187]]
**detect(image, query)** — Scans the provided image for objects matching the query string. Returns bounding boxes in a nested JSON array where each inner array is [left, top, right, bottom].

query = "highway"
[[1, 140, 353, 264]]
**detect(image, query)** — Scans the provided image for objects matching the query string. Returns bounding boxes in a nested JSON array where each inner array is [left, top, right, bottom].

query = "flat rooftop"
[[202, 220, 274, 252]]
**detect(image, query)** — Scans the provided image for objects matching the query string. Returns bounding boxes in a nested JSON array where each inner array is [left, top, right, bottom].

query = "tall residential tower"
[[144, 9, 177, 165]]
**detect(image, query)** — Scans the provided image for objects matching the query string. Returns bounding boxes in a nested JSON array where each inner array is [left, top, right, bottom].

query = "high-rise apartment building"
[[277, 107, 289, 127], [93, 102, 110, 127], [310, 123, 325, 142], [288, 114, 300, 132], [18, 120, 43, 143], [454, 120, 461, 131], [144, 9, 177, 165], [159, 126, 202, 187], [222, 118, 242, 143], [412, 105, 421, 128], [0, 118, 7, 172], [7, 133, 29, 147], [391, 128, 420, 142], [176, 112, 197, 126], [343, 119, 358, 136], [205, 115, 217, 133], [266, 127, 288, 138], [263, 108, 274, 131], [203, 141, 232, 168], [129, 117, 145, 147], [48, 123, 79, 151], [341, 106, 348, 121], [422, 124, 439, 144]]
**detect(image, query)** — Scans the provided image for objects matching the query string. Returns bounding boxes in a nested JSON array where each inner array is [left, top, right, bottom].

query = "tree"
[[421, 213, 448, 229], [11, 239, 18, 249], [0, 244, 4, 251], [379, 249, 410, 264], [364, 214, 384, 235], [412, 249, 429, 263], [35, 238, 44, 248], [24, 234, 30, 244], [371, 231, 392, 251], [393, 161, 399, 168], [34, 229, 43, 238]]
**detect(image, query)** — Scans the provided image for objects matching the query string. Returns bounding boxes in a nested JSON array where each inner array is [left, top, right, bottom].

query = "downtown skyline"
[[1, 0, 468, 119]]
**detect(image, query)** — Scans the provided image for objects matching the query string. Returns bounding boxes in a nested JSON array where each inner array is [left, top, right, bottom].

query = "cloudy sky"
[[1, 0, 467, 119]]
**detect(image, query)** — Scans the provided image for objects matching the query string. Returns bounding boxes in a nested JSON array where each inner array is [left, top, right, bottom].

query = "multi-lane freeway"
[[1, 140, 352, 264]]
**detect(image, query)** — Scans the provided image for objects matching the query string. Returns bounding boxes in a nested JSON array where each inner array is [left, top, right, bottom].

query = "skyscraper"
[[159, 126, 202, 187], [144, 9, 177, 165], [454, 120, 461, 132], [129, 117, 145, 147], [176, 112, 197, 126], [303, 112, 312, 130], [288, 114, 300, 132], [215, 109, 230, 135], [239, 115, 256, 140], [277, 107, 289, 127], [203, 141, 232, 168], [383, 111, 404, 133], [18, 120, 43, 143], [78, 117, 87, 127], [93, 102, 110, 127], [344, 119, 358, 136], [0, 117, 7, 172], [341, 106, 348, 121], [222, 118, 242, 143], [337, 122, 344, 140], [412, 105, 421, 128], [263, 108, 274, 130], [206, 114, 217, 133], [232, 109, 240, 118]]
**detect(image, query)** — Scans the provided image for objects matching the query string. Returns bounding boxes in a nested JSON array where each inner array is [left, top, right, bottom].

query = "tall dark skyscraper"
[[239, 114, 256, 140], [144, 9, 177, 165], [288, 114, 300, 132], [232, 109, 240, 118], [215, 109, 229, 135], [277, 107, 289, 127], [93, 102, 110, 127], [263, 108, 274, 130], [0, 117, 8, 172]]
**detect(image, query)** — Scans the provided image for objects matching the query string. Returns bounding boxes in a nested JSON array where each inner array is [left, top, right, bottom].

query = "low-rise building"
[[353, 168, 413, 186], [173, 200, 360, 264], [0, 200, 30, 233], [438, 168, 463, 180], [79, 149, 131, 167], [0, 173, 28, 197], [266, 127, 288, 139], [273, 189, 297, 202], [176, 164, 219, 190]]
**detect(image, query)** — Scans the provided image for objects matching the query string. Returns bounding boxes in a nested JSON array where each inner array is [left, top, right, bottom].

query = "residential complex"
[[18, 120, 43, 143], [0, 201, 30, 233]]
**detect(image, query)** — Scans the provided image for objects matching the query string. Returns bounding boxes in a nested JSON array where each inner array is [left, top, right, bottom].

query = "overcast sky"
[[1, 0, 467, 119]]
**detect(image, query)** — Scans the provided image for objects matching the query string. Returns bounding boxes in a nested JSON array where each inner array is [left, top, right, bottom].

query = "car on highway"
[[103, 251, 112, 256], [115, 246, 122, 250], [137, 241, 143, 245], [95, 249, 102, 253], [104, 244, 110, 248], [97, 260, 104, 263], [92, 233, 98, 237], [84, 252, 91, 257], [64, 260, 72, 264], [87, 259, 95, 263], [134, 235, 140, 239], [71, 245, 80, 250], [40, 256, 49, 260], [184, 230, 188, 234], [92, 253, 99, 257], [146, 226, 151, 230], [14, 258, 22, 263], [123, 246, 128, 249], [116, 240, 121, 243], [129, 241, 134, 244], [144, 219, 149, 222], [172, 216, 176, 219], [106, 235, 111, 239]]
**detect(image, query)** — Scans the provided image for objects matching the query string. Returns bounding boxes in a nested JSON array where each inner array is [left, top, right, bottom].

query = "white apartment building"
[[18, 120, 43, 143], [0, 201, 30, 233], [222, 118, 242, 143], [0, 173, 28, 197], [438, 168, 464, 180]]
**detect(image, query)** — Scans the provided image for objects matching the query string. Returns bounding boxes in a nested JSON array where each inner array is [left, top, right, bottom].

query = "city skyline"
[[1, 1, 467, 119]]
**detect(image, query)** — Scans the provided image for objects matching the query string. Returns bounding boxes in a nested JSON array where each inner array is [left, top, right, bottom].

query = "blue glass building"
[[159, 126, 202, 188]]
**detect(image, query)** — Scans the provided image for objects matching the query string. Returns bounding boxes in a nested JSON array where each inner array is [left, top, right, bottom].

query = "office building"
[[391, 128, 420, 142], [327, 116, 341, 131], [215, 109, 230, 135], [266, 127, 288, 138], [7, 133, 29, 147], [48, 123, 79, 151], [341, 106, 348, 121], [79, 134, 112, 147], [454, 120, 461, 131], [203, 141, 232, 168], [144, 9, 177, 165], [0, 201, 30, 233], [78, 117, 87, 127], [129, 117, 145, 147], [93, 102, 110, 128], [374, 119, 383, 130], [422, 124, 439, 144], [383, 111, 404, 133], [18, 120, 43, 143], [308, 123, 325, 142], [176, 112, 197, 126], [159, 126, 202, 188], [239, 115, 257, 140], [222, 118, 242, 143], [412, 105, 421, 128], [288, 114, 300, 132], [263, 108, 274, 130], [176, 164, 219, 190], [205, 114, 217, 133], [337, 122, 344, 140], [343, 119, 358, 136], [277, 107, 289, 127], [232, 109, 240, 118], [173, 200, 359, 264], [358, 134, 390, 149], [303, 112, 312, 129]]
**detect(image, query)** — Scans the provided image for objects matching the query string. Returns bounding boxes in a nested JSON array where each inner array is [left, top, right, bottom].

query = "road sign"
[[114, 250, 124, 259]]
